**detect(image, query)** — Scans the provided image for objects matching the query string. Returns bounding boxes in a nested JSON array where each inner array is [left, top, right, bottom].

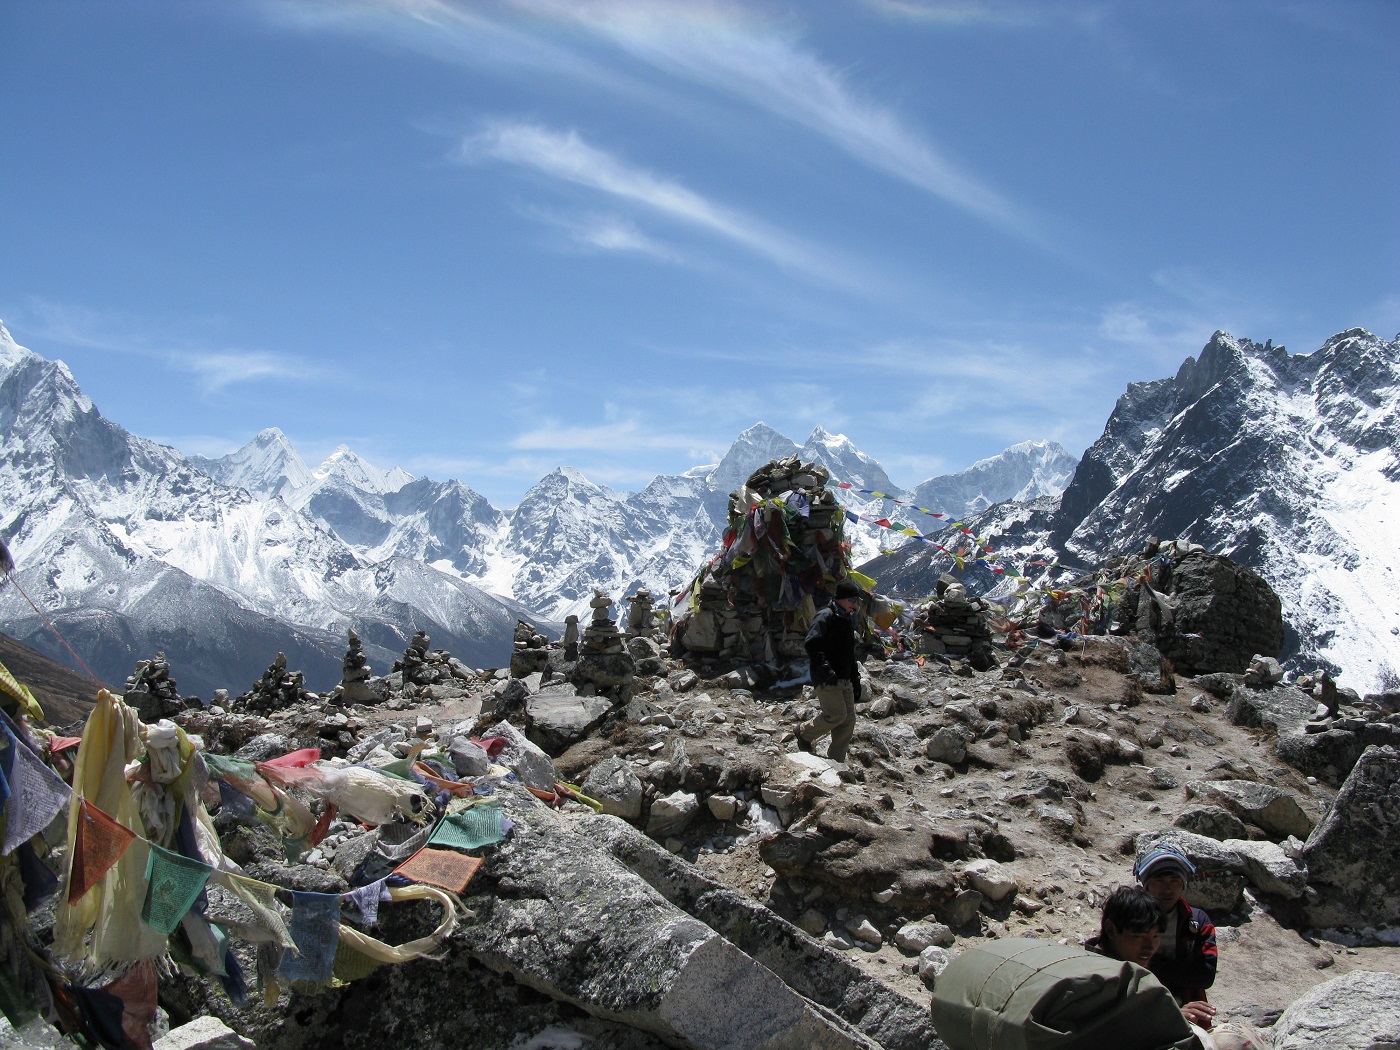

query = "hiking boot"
[[794, 734, 813, 754]]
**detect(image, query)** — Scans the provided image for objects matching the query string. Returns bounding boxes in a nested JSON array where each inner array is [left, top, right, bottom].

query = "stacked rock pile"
[[672, 455, 855, 674], [509, 619, 550, 678], [912, 575, 999, 672], [624, 588, 655, 639], [391, 629, 481, 705], [336, 627, 379, 705], [572, 589, 636, 702], [123, 651, 186, 721], [235, 651, 314, 713]]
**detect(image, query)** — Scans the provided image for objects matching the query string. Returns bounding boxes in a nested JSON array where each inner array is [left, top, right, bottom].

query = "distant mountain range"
[[5, 318, 1392, 695], [0, 321, 1074, 697]]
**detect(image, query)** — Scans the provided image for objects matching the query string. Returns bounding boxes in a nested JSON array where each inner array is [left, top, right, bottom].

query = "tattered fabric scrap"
[[341, 877, 389, 928], [72, 959, 158, 1050], [216, 871, 295, 952], [141, 844, 211, 934], [278, 891, 341, 983], [428, 805, 504, 851], [69, 799, 138, 904], [0, 715, 72, 855], [393, 846, 482, 895]]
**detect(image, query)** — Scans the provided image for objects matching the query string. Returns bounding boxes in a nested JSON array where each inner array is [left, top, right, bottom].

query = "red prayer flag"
[[68, 798, 137, 904]]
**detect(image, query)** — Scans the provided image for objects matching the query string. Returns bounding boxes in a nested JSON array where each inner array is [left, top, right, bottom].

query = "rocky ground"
[[148, 628, 1400, 1046]]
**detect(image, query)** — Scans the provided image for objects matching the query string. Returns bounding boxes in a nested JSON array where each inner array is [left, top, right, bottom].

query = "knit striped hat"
[[1134, 843, 1196, 884]]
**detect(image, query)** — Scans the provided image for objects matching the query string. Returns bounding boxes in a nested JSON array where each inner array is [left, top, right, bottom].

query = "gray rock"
[[1243, 654, 1285, 687], [153, 1016, 256, 1050], [1302, 745, 1400, 929], [1278, 723, 1400, 787], [576, 813, 938, 1050], [581, 755, 646, 821], [646, 790, 699, 838], [482, 720, 557, 792], [525, 685, 612, 755], [1226, 683, 1316, 735], [942, 889, 984, 927], [447, 735, 492, 778], [456, 794, 878, 1049], [895, 922, 954, 955], [1174, 805, 1248, 841], [962, 859, 1017, 902], [1228, 838, 1307, 899], [1117, 639, 1176, 694], [1271, 970, 1400, 1049], [1186, 779, 1315, 840], [926, 726, 971, 765], [917, 946, 955, 989]]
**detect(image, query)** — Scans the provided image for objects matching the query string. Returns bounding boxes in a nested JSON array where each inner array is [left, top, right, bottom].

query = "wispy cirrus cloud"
[[514, 0, 1036, 238], [519, 206, 684, 261], [458, 120, 854, 283], [859, 0, 1041, 26], [260, 0, 1040, 242], [11, 298, 320, 394]]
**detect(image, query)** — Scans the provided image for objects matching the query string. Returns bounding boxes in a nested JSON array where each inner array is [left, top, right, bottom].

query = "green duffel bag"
[[930, 939, 1204, 1050]]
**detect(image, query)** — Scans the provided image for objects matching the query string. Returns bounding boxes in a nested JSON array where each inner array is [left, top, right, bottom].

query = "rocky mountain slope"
[[867, 330, 1400, 694], [1053, 329, 1400, 692]]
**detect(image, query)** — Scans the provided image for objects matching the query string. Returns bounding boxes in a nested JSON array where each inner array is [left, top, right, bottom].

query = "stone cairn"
[[235, 652, 313, 713], [123, 651, 185, 722], [390, 630, 481, 705], [671, 455, 856, 674], [337, 628, 376, 705], [623, 588, 655, 639], [571, 589, 636, 702], [509, 619, 550, 679], [912, 575, 998, 672]]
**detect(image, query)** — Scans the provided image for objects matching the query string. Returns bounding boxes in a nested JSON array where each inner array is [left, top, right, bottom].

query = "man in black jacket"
[[797, 578, 865, 762]]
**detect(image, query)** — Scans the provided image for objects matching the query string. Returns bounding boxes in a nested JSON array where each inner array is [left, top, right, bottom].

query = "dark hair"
[[1100, 885, 1167, 942]]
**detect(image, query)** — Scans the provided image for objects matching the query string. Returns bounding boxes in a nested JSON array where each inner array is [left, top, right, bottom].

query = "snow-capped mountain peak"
[[311, 445, 414, 494], [192, 427, 313, 501], [0, 321, 33, 371]]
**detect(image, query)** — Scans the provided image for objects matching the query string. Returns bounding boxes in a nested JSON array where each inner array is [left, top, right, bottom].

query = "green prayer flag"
[[142, 844, 211, 934], [429, 805, 504, 851]]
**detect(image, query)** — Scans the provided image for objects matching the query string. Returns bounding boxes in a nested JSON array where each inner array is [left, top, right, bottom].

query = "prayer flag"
[[429, 805, 504, 851], [260, 748, 322, 769], [218, 871, 295, 952], [278, 891, 341, 983], [141, 844, 211, 934], [1, 715, 72, 855], [69, 799, 138, 904], [394, 846, 483, 895], [341, 878, 390, 928]]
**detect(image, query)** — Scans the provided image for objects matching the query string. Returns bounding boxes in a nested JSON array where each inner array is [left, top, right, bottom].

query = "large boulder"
[[1278, 723, 1400, 787], [1302, 745, 1400, 930], [481, 720, 557, 792], [1137, 552, 1284, 675], [1185, 780, 1315, 840], [1271, 970, 1400, 1049], [1225, 683, 1316, 735], [761, 798, 956, 916], [581, 755, 645, 821], [576, 813, 940, 1050], [454, 793, 879, 1049], [524, 684, 612, 755]]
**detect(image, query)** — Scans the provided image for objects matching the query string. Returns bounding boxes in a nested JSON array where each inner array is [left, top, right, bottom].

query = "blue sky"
[[2, 0, 1396, 506]]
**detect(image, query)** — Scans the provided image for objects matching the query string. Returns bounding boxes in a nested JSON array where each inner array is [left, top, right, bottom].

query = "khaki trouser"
[[801, 680, 857, 762]]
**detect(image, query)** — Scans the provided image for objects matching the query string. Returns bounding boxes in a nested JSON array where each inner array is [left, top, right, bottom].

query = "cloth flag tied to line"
[[1, 713, 72, 855], [394, 846, 483, 895], [278, 891, 342, 983], [69, 798, 138, 904], [428, 804, 505, 851], [141, 844, 212, 934]]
